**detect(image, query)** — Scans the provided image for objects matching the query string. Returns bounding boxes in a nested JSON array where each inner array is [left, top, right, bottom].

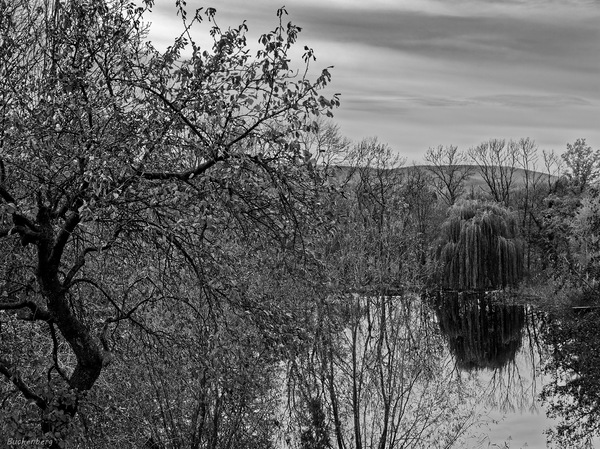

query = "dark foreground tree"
[[436, 200, 524, 290], [0, 0, 337, 446]]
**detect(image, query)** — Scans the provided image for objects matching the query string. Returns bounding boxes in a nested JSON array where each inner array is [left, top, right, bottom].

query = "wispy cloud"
[[471, 94, 593, 108], [146, 0, 600, 161]]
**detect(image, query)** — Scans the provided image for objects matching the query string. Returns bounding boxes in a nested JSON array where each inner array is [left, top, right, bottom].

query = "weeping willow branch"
[[436, 200, 524, 290]]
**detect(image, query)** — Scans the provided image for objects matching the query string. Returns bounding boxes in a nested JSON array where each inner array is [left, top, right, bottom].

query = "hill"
[[327, 164, 559, 196]]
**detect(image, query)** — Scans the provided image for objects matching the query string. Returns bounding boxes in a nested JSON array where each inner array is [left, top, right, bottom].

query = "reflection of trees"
[[430, 291, 548, 429], [540, 308, 600, 447], [431, 291, 526, 371], [287, 293, 486, 449]]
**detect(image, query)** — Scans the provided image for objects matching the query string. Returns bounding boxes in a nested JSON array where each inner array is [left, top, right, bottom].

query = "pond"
[[428, 291, 600, 449], [279, 291, 600, 449]]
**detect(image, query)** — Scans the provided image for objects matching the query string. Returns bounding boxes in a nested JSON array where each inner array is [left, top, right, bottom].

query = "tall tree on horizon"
[[425, 145, 475, 206]]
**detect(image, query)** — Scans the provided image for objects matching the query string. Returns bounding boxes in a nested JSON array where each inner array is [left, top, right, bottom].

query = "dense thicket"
[[0, 0, 336, 446]]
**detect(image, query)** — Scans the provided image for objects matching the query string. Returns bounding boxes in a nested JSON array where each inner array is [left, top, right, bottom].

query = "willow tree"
[[436, 200, 524, 290]]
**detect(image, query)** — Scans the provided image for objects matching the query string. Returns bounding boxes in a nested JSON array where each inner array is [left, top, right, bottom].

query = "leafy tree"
[[569, 190, 600, 284], [561, 138, 599, 193], [0, 0, 338, 445], [431, 291, 525, 371], [541, 309, 600, 448]]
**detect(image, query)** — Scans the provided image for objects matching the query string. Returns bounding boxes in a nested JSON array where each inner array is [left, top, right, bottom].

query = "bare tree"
[[301, 117, 351, 169], [542, 149, 564, 193], [424, 145, 474, 206], [513, 138, 547, 270], [468, 139, 518, 206]]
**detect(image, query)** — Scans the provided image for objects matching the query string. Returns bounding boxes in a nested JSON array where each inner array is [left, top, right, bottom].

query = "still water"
[[277, 291, 599, 449], [428, 291, 599, 449]]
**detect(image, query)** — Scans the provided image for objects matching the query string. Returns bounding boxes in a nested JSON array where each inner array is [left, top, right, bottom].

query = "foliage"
[[436, 200, 524, 290], [561, 138, 599, 193], [567, 189, 600, 285], [0, 0, 337, 445], [540, 309, 600, 448]]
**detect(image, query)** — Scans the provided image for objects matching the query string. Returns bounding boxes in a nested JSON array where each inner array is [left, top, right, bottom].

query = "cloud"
[[291, 5, 600, 73], [471, 94, 593, 108], [343, 95, 473, 111], [143, 0, 600, 161]]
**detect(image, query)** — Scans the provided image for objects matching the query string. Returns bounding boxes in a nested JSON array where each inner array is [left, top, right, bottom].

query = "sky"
[[142, 0, 600, 163]]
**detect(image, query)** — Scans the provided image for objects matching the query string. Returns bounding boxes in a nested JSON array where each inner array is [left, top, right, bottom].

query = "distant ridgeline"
[[327, 164, 559, 195]]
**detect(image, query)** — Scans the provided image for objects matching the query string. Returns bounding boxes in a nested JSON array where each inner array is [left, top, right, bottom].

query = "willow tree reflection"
[[431, 291, 526, 371], [427, 289, 549, 430]]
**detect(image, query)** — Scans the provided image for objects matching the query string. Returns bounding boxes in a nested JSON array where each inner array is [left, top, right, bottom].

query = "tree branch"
[[141, 156, 224, 181], [0, 300, 53, 322], [137, 83, 211, 147], [48, 322, 69, 381], [0, 356, 47, 409], [63, 226, 123, 287], [49, 211, 81, 268], [0, 224, 42, 244], [0, 185, 16, 204]]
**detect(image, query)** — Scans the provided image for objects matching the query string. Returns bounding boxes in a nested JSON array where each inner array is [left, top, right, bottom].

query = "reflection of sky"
[[143, 0, 600, 162], [457, 309, 599, 449], [476, 353, 555, 449]]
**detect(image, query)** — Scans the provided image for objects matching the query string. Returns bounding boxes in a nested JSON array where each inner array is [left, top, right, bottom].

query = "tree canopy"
[[0, 0, 338, 445], [436, 200, 524, 291]]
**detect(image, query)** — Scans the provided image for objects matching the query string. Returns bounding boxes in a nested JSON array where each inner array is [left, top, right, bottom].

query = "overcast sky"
[[143, 0, 600, 163]]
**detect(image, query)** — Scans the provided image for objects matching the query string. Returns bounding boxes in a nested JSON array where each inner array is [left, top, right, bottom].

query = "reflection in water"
[[425, 291, 571, 448], [429, 291, 526, 371]]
